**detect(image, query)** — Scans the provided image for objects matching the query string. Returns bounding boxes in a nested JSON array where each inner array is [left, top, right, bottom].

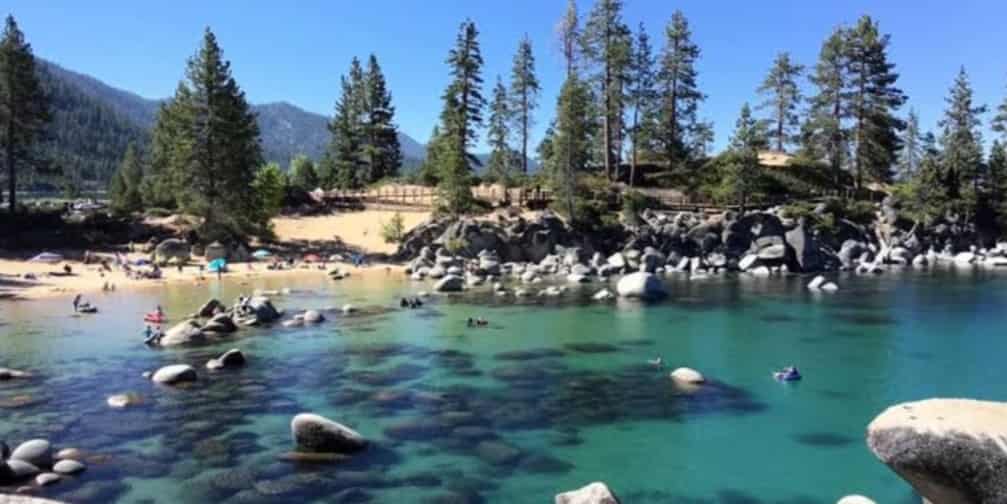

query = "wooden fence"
[[316, 185, 553, 210]]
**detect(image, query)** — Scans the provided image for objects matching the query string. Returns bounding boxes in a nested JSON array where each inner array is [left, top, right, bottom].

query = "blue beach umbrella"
[[207, 258, 228, 273]]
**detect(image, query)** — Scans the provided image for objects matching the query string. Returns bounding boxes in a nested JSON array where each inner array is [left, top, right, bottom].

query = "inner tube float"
[[144, 313, 166, 323]]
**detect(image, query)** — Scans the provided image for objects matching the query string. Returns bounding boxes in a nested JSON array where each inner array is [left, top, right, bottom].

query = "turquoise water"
[[1, 269, 1005, 503]]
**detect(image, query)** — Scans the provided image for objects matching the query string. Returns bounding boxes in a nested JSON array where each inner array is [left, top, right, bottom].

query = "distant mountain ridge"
[[38, 58, 427, 175]]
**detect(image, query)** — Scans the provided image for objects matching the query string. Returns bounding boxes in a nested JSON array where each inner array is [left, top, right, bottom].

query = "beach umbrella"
[[252, 249, 272, 260], [29, 252, 64, 263], [207, 258, 228, 273], [303, 254, 322, 263]]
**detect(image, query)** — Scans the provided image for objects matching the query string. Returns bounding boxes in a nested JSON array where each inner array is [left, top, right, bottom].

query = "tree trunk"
[[5, 140, 14, 214], [776, 100, 784, 152], [630, 105, 639, 188], [522, 91, 529, 174]]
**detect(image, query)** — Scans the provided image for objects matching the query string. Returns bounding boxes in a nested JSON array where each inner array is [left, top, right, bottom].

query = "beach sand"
[[272, 210, 431, 255], [0, 209, 430, 301]]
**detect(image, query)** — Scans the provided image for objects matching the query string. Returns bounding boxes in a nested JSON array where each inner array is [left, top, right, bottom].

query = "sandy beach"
[[0, 210, 428, 301]]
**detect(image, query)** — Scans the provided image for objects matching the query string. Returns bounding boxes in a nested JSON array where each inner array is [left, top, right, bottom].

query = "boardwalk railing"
[[315, 185, 553, 209]]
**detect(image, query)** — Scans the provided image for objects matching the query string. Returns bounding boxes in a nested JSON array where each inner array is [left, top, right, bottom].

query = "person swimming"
[[72, 294, 82, 312]]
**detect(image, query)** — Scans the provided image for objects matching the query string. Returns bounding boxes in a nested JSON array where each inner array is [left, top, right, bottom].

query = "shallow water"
[[1, 268, 1005, 503]]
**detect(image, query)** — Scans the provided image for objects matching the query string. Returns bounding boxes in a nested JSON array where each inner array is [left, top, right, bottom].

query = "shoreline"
[[0, 257, 406, 301]]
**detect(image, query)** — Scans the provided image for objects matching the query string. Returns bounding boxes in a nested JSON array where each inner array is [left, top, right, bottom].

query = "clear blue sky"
[[6, 0, 1007, 153]]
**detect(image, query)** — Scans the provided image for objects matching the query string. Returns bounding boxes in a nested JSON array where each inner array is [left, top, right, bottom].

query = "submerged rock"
[[555, 482, 621, 504], [867, 398, 1007, 504], [151, 364, 198, 385], [10, 439, 52, 468], [53, 459, 86, 475], [291, 413, 368, 454], [303, 310, 325, 323], [669, 367, 705, 385], [615, 272, 666, 300], [106, 393, 143, 408]]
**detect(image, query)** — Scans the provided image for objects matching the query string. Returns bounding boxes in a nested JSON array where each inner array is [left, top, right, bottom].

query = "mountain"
[[36, 59, 426, 181]]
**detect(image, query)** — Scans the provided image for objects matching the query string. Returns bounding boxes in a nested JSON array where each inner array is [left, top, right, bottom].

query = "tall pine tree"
[[757, 52, 803, 153], [288, 154, 318, 192], [152, 28, 265, 239], [552, 73, 594, 222], [329, 73, 364, 189], [486, 77, 513, 183], [362, 54, 401, 182], [721, 103, 768, 210], [509, 35, 539, 175], [844, 15, 906, 188], [938, 67, 986, 218], [657, 10, 705, 174], [0, 15, 48, 213], [581, 0, 631, 180], [437, 19, 485, 213], [626, 22, 657, 186], [557, 0, 580, 77], [806, 27, 848, 187]]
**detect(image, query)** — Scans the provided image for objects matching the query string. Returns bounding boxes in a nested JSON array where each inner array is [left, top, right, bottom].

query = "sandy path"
[[272, 210, 430, 255]]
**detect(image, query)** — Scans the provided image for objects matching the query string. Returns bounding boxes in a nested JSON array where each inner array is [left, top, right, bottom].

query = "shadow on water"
[[792, 432, 857, 448]]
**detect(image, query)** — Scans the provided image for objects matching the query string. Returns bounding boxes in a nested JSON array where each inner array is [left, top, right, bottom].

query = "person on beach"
[[72, 293, 82, 312], [198, 264, 205, 279]]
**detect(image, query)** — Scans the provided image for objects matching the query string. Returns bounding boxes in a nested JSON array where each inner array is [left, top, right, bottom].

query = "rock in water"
[[867, 398, 1007, 504], [434, 275, 464, 293], [196, 298, 224, 317], [669, 367, 705, 385], [151, 364, 198, 385], [106, 393, 143, 408], [0, 367, 32, 380], [615, 273, 666, 300], [5, 459, 41, 479], [807, 275, 826, 290], [291, 413, 368, 454], [820, 282, 839, 292], [836, 496, 876, 504], [206, 349, 246, 370], [35, 472, 60, 486], [160, 320, 205, 347], [592, 289, 615, 301], [303, 310, 324, 323], [555, 482, 621, 504], [53, 459, 86, 475], [10, 439, 52, 468]]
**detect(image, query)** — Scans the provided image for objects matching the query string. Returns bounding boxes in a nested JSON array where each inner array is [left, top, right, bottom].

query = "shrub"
[[381, 212, 406, 244]]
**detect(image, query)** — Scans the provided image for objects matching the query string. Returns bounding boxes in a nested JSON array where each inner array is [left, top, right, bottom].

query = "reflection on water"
[[2, 269, 1005, 502]]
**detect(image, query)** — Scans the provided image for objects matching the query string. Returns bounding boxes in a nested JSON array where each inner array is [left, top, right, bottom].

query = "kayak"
[[143, 313, 166, 323], [78, 305, 98, 314]]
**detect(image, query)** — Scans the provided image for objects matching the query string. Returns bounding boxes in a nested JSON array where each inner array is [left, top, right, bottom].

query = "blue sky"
[[6, 0, 1007, 153]]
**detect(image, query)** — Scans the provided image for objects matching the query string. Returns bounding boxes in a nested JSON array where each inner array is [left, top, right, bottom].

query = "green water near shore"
[[1, 269, 1005, 503]]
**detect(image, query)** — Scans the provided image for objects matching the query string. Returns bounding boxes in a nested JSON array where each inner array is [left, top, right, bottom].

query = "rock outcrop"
[[867, 398, 1007, 504], [151, 238, 190, 265], [616, 272, 666, 300]]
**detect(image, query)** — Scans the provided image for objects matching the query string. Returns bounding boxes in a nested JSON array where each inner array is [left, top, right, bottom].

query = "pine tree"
[[552, 73, 594, 221], [109, 142, 143, 214], [844, 15, 907, 188], [142, 94, 186, 209], [757, 52, 804, 153], [581, 0, 631, 180], [626, 22, 657, 186], [657, 10, 705, 173], [486, 77, 513, 183], [898, 108, 923, 180], [939, 67, 986, 218], [288, 154, 318, 192], [721, 103, 768, 210], [0, 15, 49, 213], [152, 28, 265, 239], [362, 54, 401, 182], [418, 125, 446, 186], [557, 0, 580, 77], [316, 152, 338, 190], [509, 35, 539, 175], [806, 27, 848, 187], [329, 73, 364, 189], [437, 19, 485, 213], [988, 140, 1007, 230]]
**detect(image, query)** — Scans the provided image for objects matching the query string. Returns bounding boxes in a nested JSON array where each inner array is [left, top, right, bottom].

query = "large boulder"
[[669, 367, 705, 385], [202, 313, 237, 334], [615, 273, 666, 300], [434, 275, 464, 293], [555, 482, 621, 504], [152, 238, 190, 265], [160, 320, 206, 347], [151, 364, 198, 385], [9, 439, 52, 468], [238, 296, 281, 324], [867, 398, 1007, 504], [785, 221, 826, 272], [206, 349, 246, 370], [196, 299, 224, 318], [291, 413, 368, 454]]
